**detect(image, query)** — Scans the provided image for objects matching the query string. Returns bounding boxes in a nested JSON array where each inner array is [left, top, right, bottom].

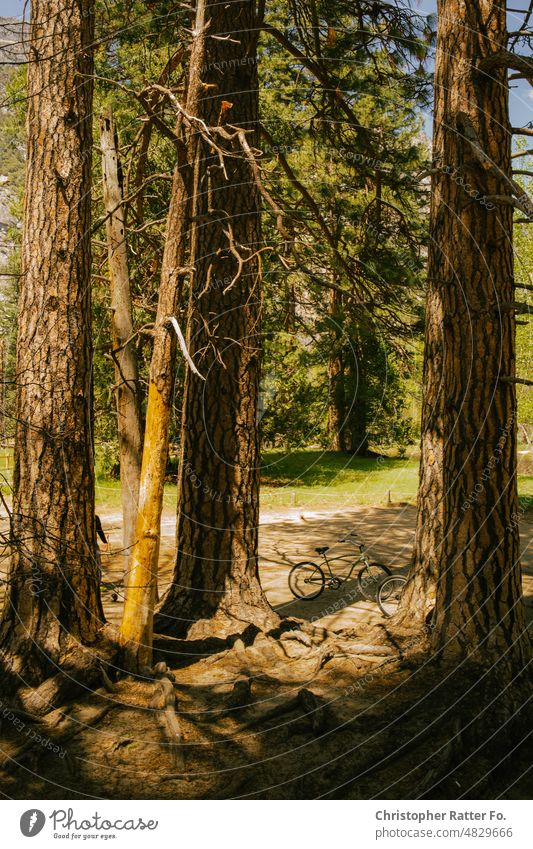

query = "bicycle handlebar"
[[338, 531, 359, 543]]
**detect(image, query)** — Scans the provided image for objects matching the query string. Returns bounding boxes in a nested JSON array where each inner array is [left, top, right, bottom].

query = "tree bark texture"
[[347, 347, 369, 456], [155, 0, 277, 639], [400, 0, 528, 668], [0, 0, 103, 682]]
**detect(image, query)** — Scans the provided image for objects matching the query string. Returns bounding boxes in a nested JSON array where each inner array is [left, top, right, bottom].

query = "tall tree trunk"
[[155, 0, 277, 640], [0, 0, 103, 683], [118, 2, 206, 670], [399, 0, 528, 669], [328, 287, 346, 451], [100, 109, 143, 574], [347, 343, 369, 456]]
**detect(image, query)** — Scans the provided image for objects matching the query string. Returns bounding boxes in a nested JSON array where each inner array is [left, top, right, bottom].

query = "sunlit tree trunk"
[[155, 0, 277, 639], [399, 0, 528, 670], [0, 0, 103, 682], [118, 1, 206, 670]]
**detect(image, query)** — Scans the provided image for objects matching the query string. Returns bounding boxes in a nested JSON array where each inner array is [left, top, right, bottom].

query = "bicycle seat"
[[315, 546, 329, 555]]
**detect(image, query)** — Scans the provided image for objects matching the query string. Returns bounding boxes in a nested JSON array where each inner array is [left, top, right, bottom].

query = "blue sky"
[[3, 0, 531, 128], [2, 0, 25, 15], [416, 0, 533, 131]]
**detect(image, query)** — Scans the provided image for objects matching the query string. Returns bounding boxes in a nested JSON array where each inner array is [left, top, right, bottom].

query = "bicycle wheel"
[[357, 561, 391, 600], [377, 575, 407, 617], [288, 561, 325, 600]]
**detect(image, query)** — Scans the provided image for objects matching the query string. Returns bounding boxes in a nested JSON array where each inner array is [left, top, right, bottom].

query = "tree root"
[[0, 692, 114, 773], [149, 662, 185, 771], [17, 643, 117, 717], [225, 675, 253, 710], [155, 604, 280, 643], [236, 687, 328, 736], [152, 633, 228, 669]]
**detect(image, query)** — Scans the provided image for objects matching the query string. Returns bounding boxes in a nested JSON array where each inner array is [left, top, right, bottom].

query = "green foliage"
[[257, 1, 429, 453], [0, 66, 25, 440], [91, 0, 191, 450], [260, 332, 328, 448], [96, 440, 121, 480], [514, 153, 533, 433], [0, 66, 26, 187]]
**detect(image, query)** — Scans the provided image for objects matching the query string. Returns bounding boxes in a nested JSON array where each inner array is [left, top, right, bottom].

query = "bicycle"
[[288, 531, 391, 601], [377, 574, 408, 617]]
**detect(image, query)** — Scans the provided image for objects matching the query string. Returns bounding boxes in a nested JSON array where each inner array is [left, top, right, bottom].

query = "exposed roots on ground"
[[0, 622, 530, 800], [154, 599, 281, 643]]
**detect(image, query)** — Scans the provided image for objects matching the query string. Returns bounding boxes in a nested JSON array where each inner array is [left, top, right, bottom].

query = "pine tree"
[[154, 0, 277, 639], [0, 0, 103, 682], [399, 0, 530, 673]]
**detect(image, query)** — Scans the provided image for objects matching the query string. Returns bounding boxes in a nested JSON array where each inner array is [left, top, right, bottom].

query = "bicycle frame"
[[320, 547, 369, 582]]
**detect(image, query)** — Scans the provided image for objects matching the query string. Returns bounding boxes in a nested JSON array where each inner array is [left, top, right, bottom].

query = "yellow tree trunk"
[[118, 0, 207, 671]]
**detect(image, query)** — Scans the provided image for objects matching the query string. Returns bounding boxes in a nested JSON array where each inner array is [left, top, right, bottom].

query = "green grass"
[[518, 476, 533, 511], [95, 477, 178, 511], [93, 450, 420, 510], [260, 450, 419, 508], [92, 450, 418, 510], [2, 448, 533, 513]]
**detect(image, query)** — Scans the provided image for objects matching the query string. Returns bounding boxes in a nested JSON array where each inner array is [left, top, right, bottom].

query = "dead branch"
[[511, 147, 533, 159], [499, 376, 533, 387], [457, 112, 533, 219], [479, 50, 533, 85], [496, 301, 532, 314]]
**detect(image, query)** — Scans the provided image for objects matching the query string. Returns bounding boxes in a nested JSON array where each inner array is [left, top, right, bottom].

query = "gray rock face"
[[0, 189, 17, 267], [0, 17, 26, 66]]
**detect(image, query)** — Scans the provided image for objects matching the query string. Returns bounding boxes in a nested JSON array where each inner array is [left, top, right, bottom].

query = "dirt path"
[[1, 503, 531, 800], [97, 503, 533, 631]]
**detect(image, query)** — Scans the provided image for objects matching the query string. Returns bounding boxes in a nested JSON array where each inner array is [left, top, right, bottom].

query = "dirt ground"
[[0, 504, 531, 800], [97, 503, 533, 630]]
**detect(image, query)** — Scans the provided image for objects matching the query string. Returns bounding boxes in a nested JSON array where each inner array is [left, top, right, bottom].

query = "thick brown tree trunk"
[[155, 0, 277, 639], [0, 0, 103, 683], [100, 109, 143, 574], [399, 0, 528, 669]]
